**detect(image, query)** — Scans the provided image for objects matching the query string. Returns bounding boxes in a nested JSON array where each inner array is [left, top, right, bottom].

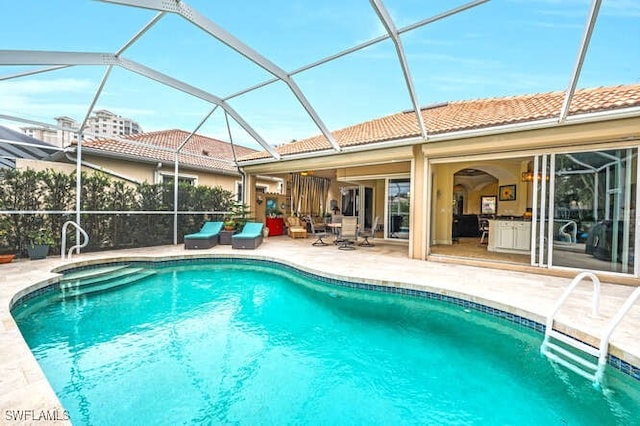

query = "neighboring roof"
[[240, 84, 640, 161], [0, 125, 60, 168], [76, 129, 257, 173]]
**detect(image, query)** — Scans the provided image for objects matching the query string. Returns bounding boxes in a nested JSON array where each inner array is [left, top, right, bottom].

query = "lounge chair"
[[231, 222, 264, 249], [184, 221, 223, 249]]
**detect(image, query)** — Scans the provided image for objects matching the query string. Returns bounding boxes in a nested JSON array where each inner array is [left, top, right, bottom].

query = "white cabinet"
[[488, 220, 531, 254]]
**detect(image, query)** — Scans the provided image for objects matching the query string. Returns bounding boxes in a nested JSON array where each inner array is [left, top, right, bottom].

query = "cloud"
[[0, 77, 94, 96], [0, 78, 94, 121], [0, 78, 157, 126]]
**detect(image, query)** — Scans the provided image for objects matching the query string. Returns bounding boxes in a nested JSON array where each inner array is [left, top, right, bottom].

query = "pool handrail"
[[61, 221, 89, 260], [540, 271, 602, 385], [595, 286, 640, 384]]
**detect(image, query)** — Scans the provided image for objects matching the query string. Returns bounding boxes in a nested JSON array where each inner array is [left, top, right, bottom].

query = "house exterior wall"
[[336, 161, 410, 180], [243, 116, 640, 273], [16, 158, 82, 174], [15, 157, 277, 195]]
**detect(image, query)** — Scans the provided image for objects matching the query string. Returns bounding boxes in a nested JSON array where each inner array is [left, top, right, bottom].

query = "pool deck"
[[1, 235, 639, 422]]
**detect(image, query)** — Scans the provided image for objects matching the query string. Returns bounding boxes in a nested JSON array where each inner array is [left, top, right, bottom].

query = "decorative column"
[[410, 144, 428, 260]]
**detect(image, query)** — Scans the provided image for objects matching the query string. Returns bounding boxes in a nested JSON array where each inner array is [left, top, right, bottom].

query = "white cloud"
[[0, 78, 94, 96], [0, 77, 157, 125]]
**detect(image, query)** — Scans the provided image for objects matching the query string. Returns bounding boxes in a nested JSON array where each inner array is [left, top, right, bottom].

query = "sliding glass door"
[[533, 148, 637, 274], [387, 178, 410, 240]]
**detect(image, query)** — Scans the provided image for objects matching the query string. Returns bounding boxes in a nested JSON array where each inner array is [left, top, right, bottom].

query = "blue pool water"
[[12, 260, 640, 425]]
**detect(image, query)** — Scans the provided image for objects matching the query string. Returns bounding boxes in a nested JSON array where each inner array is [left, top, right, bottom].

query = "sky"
[[0, 0, 639, 151]]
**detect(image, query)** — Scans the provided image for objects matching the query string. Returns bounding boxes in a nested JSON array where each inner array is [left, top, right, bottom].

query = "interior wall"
[[431, 158, 533, 245], [448, 160, 531, 216]]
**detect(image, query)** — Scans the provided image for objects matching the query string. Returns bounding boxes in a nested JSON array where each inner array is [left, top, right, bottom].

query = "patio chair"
[[338, 216, 358, 250], [358, 216, 379, 247], [308, 219, 329, 246], [231, 222, 264, 249], [479, 217, 490, 244], [184, 221, 223, 249], [285, 216, 307, 239]]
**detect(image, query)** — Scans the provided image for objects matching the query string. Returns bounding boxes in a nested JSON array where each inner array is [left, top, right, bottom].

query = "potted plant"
[[223, 216, 236, 231], [26, 228, 55, 260], [266, 208, 282, 218]]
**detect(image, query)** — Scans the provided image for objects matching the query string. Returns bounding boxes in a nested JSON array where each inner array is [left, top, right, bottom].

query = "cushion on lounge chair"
[[184, 221, 223, 249], [232, 222, 264, 249]]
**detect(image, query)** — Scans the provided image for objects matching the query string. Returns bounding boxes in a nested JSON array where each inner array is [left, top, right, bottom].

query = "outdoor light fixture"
[[256, 195, 263, 205]]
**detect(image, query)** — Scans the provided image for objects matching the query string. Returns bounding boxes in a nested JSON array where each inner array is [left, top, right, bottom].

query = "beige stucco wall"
[[336, 161, 410, 180], [16, 156, 279, 196], [422, 116, 640, 159], [16, 158, 84, 174]]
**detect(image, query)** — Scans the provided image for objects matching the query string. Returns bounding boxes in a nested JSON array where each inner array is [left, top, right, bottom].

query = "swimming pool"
[[11, 259, 640, 425]]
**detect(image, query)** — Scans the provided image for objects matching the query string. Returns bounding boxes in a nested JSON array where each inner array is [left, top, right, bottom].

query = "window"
[[162, 175, 195, 186], [159, 172, 197, 186], [236, 182, 243, 202]]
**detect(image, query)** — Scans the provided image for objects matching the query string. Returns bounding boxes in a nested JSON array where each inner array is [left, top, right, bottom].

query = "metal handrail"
[[540, 272, 601, 382], [595, 286, 640, 384], [545, 272, 601, 332], [61, 221, 89, 260]]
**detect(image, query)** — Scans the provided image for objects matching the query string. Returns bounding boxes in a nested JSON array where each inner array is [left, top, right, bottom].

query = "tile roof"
[[77, 129, 256, 173], [239, 84, 640, 161]]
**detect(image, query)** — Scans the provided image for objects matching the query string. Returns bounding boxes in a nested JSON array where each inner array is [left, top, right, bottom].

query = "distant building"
[[21, 110, 142, 148], [85, 109, 142, 139]]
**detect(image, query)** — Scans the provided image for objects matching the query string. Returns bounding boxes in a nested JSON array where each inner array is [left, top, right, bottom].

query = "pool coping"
[[2, 246, 639, 421]]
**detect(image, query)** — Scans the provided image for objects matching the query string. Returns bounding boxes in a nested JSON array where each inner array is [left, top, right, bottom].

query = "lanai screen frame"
[[0, 0, 604, 252]]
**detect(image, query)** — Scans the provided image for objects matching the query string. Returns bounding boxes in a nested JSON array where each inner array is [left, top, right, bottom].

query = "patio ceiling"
[[0, 0, 610, 164]]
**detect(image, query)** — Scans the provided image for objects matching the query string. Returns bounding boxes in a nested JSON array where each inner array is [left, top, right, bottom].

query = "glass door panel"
[[548, 149, 636, 274], [387, 178, 410, 240]]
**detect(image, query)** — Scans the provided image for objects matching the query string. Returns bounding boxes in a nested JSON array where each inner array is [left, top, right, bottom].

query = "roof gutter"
[[238, 106, 640, 166]]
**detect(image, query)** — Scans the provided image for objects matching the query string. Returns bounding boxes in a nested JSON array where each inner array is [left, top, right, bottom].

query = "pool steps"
[[541, 271, 640, 387], [60, 265, 156, 297], [540, 331, 600, 381]]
